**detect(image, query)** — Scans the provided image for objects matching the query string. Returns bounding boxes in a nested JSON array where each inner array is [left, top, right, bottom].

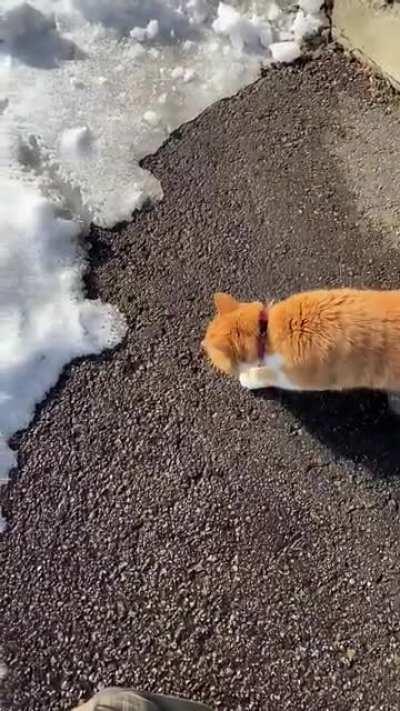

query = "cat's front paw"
[[239, 370, 261, 390]]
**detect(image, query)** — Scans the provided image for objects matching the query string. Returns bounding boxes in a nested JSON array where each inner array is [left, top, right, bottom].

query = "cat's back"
[[277, 288, 400, 323], [270, 288, 400, 390], [270, 288, 400, 351]]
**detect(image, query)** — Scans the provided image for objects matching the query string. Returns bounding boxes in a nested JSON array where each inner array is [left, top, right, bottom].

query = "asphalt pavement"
[[2, 50, 400, 711]]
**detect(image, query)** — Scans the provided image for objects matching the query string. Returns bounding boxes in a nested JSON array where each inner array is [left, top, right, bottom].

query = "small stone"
[[343, 648, 356, 666]]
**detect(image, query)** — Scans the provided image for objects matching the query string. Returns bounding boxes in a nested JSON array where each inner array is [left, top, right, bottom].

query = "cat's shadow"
[[251, 388, 400, 481]]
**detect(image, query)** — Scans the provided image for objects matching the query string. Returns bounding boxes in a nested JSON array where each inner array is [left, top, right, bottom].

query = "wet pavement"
[[2, 51, 400, 711]]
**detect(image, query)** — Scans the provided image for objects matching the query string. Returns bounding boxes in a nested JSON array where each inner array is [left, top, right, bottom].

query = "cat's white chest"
[[239, 353, 299, 391]]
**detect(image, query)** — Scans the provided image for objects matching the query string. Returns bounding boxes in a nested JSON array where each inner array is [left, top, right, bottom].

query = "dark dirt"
[[2, 51, 400, 711]]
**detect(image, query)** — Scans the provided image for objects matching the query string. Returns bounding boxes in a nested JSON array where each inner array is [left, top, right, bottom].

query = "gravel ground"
[[2, 51, 400, 711]]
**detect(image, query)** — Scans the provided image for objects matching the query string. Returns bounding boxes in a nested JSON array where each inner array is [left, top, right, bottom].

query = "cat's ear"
[[213, 292, 238, 315]]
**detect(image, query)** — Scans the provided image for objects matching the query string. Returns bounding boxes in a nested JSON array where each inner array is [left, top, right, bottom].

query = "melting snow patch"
[[270, 40, 301, 64], [0, 0, 326, 526], [60, 126, 95, 160], [212, 3, 273, 52], [130, 19, 160, 42], [298, 0, 324, 13], [143, 110, 162, 128], [0, 181, 127, 505], [291, 8, 324, 41]]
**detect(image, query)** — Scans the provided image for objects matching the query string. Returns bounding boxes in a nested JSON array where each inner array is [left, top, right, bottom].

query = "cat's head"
[[202, 292, 265, 376]]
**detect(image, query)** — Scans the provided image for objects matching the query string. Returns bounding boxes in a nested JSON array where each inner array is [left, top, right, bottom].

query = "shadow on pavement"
[[252, 388, 400, 481]]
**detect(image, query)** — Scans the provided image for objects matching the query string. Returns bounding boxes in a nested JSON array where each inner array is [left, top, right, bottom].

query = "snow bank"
[[0, 0, 326, 226], [0, 181, 126, 530], [60, 126, 95, 160], [212, 3, 273, 52], [0, 0, 326, 529]]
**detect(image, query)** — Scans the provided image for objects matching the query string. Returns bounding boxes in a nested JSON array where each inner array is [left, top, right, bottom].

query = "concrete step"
[[332, 0, 400, 91]]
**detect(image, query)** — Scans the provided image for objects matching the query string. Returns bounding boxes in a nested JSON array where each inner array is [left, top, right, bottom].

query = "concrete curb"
[[332, 0, 400, 91]]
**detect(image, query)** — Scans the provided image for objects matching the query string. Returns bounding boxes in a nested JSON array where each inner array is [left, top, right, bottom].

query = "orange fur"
[[202, 289, 400, 394]]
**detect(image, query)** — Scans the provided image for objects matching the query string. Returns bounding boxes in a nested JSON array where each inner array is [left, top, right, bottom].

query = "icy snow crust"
[[0, 0, 324, 528]]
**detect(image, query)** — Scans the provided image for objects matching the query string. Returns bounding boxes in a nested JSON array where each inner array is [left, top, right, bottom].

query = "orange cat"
[[202, 289, 400, 414]]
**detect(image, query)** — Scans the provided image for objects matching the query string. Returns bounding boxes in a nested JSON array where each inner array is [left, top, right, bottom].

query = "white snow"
[[0, 0, 326, 530], [298, 0, 324, 13], [291, 8, 325, 41], [60, 125, 95, 160], [0, 181, 126, 531], [130, 19, 160, 43], [143, 110, 161, 127], [267, 2, 282, 23], [212, 3, 273, 52], [270, 40, 301, 64]]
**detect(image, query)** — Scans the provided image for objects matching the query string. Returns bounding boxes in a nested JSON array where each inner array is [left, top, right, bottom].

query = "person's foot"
[[72, 686, 212, 711], [387, 391, 400, 416]]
